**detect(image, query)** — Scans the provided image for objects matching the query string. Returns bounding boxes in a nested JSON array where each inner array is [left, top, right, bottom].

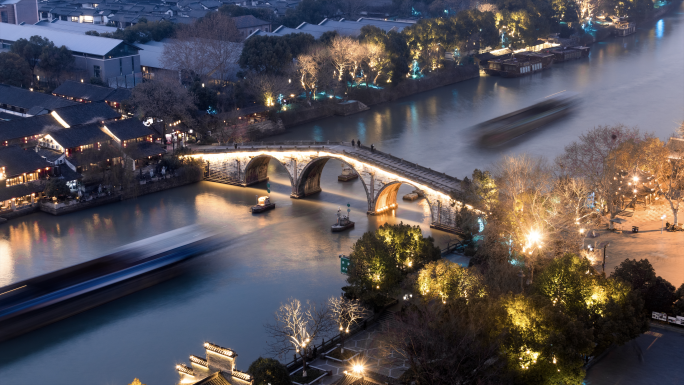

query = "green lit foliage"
[[495, 0, 554, 48], [359, 25, 411, 85], [534, 254, 647, 356], [416, 260, 486, 303], [346, 223, 440, 304], [247, 357, 292, 385], [500, 294, 592, 385]]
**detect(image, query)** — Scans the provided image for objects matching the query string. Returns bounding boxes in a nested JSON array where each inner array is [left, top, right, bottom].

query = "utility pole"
[[598, 241, 610, 273]]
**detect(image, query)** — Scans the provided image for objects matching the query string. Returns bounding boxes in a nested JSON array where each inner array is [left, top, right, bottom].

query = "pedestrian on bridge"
[[234, 142, 237, 149], [371, 144, 375, 152], [351, 139, 356, 147], [358, 139, 362, 147]]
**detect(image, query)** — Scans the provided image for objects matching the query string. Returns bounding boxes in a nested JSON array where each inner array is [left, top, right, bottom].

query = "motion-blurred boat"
[[251, 196, 275, 213], [476, 91, 578, 147], [0, 225, 222, 342]]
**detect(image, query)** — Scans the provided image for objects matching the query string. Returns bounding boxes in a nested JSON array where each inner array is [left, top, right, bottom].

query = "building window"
[[83, 16, 93, 23], [1, 11, 9, 23], [94, 65, 101, 78], [71, 16, 78, 22]]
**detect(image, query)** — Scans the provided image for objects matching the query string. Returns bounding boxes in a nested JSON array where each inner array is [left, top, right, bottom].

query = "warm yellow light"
[[633, 176, 638, 182], [352, 364, 364, 373]]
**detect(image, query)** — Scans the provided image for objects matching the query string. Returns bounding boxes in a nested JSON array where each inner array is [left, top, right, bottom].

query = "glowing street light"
[[661, 214, 666, 234]]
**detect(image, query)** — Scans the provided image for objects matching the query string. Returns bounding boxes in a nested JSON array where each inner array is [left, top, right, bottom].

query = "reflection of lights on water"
[[656, 19, 664, 39]]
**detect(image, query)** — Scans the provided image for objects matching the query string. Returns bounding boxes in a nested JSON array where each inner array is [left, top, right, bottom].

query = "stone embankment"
[[275, 65, 479, 128]]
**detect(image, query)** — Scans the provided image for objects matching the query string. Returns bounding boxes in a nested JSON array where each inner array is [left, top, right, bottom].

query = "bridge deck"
[[190, 141, 461, 196]]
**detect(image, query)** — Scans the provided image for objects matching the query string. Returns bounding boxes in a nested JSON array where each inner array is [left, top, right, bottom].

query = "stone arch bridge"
[[188, 141, 471, 234]]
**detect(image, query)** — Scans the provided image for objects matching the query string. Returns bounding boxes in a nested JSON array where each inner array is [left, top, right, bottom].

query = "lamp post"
[[598, 241, 610, 273], [661, 214, 666, 234]]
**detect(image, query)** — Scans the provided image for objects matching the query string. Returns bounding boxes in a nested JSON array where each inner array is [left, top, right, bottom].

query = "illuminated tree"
[[416, 260, 486, 303], [328, 296, 369, 353], [362, 43, 390, 85], [296, 47, 332, 104], [346, 223, 440, 306], [128, 379, 146, 385], [245, 71, 296, 107], [328, 36, 357, 82], [264, 298, 331, 378], [653, 138, 684, 224], [128, 79, 196, 139]]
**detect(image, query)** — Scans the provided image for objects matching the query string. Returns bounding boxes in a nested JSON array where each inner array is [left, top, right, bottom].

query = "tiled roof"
[[0, 114, 63, 142], [52, 102, 121, 126], [0, 182, 46, 202], [105, 88, 132, 103], [232, 15, 269, 29], [48, 123, 112, 149], [0, 84, 78, 112], [103, 119, 153, 141], [123, 141, 165, 159], [53, 80, 117, 102], [0, 146, 52, 176], [191, 372, 233, 385]]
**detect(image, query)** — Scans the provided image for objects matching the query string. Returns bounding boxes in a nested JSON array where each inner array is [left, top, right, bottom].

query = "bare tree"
[[297, 47, 331, 104], [328, 36, 357, 82], [328, 296, 369, 354], [161, 13, 242, 82], [363, 43, 390, 86], [477, 3, 499, 13], [340, 0, 367, 20], [245, 72, 295, 107], [128, 79, 196, 140], [653, 139, 684, 224], [555, 125, 645, 224], [265, 298, 331, 378]]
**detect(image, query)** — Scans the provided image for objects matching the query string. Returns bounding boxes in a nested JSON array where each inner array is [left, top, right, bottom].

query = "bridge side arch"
[[374, 181, 434, 221], [293, 156, 372, 212], [243, 154, 295, 189]]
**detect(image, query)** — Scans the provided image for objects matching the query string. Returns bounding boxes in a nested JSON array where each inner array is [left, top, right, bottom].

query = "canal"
[[1, 6, 683, 384]]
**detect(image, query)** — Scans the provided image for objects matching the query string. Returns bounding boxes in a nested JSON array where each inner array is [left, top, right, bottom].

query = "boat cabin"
[[546, 47, 582, 62], [514, 51, 555, 67], [487, 58, 543, 77], [257, 196, 270, 206], [615, 22, 636, 36]]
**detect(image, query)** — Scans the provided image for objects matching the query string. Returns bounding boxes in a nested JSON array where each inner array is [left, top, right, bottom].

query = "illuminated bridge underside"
[[190, 142, 469, 232]]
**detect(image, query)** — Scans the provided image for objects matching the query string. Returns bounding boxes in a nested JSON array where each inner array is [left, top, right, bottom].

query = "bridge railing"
[[355, 144, 462, 185]]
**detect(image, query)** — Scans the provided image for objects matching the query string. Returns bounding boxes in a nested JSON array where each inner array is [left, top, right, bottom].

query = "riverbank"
[[271, 65, 480, 130], [0, 168, 202, 223]]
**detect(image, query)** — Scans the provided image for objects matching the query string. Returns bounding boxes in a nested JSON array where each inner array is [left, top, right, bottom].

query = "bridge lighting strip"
[[188, 151, 464, 210]]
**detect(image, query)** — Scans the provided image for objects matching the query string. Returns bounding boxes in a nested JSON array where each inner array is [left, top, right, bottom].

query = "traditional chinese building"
[[175, 342, 253, 385]]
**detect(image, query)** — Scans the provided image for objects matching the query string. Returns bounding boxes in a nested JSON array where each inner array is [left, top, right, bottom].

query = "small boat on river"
[[338, 166, 358, 182], [251, 196, 275, 213], [332, 207, 354, 232], [476, 91, 578, 147]]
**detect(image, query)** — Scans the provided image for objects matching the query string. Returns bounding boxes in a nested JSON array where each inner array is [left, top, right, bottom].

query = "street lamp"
[[598, 241, 610, 273], [661, 214, 666, 234]]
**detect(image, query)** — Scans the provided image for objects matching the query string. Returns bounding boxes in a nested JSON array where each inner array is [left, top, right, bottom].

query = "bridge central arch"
[[293, 156, 372, 212], [374, 181, 433, 221], [243, 154, 295, 187]]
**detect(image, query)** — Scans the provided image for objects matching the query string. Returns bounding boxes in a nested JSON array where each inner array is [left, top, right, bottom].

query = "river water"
[[1, 7, 683, 384]]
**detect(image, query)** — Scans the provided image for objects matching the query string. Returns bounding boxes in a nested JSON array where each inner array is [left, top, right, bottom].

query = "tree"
[[38, 44, 74, 84], [264, 298, 331, 378], [328, 296, 369, 353], [643, 276, 676, 314], [362, 42, 390, 85], [416, 260, 486, 303], [245, 72, 295, 107], [128, 379, 146, 385], [10, 35, 51, 81], [128, 80, 196, 140], [247, 357, 292, 385], [0, 52, 31, 87], [161, 13, 242, 81], [556, 125, 648, 225], [296, 46, 331, 104], [346, 223, 440, 306], [239, 34, 315, 75], [384, 300, 506, 384], [359, 26, 410, 85], [339, 0, 366, 19], [328, 36, 357, 83], [611, 259, 656, 293], [654, 139, 684, 224], [43, 178, 70, 199]]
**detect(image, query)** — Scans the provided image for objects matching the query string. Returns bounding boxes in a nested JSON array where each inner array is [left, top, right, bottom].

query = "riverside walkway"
[[188, 141, 469, 234]]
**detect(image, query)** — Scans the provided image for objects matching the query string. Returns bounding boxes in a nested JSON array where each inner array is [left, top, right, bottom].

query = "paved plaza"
[[585, 203, 684, 288], [307, 311, 407, 384], [585, 323, 684, 385]]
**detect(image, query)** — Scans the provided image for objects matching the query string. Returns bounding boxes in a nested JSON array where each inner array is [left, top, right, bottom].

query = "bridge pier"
[[188, 143, 476, 236]]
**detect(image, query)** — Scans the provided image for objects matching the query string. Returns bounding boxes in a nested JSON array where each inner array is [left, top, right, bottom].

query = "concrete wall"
[[15, 0, 38, 24]]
